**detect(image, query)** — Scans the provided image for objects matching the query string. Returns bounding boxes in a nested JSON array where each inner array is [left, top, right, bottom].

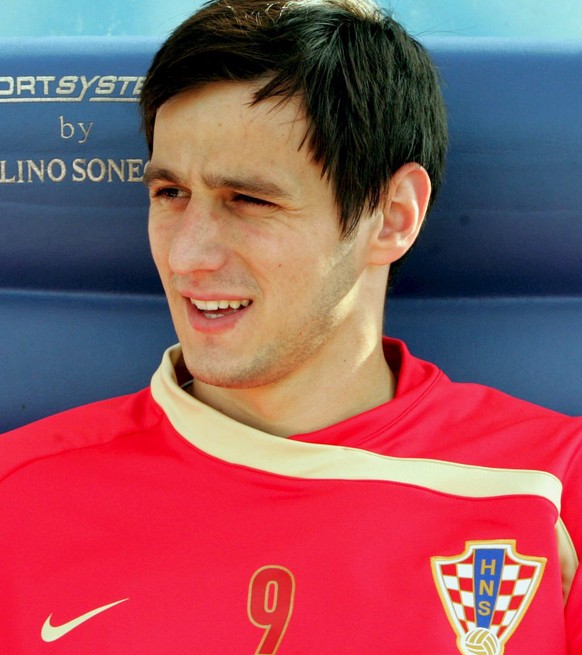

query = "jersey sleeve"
[[561, 421, 582, 652]]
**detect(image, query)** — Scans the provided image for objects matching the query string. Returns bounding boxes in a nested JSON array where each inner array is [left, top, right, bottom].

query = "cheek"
[[251, 230, 309, 273], [265, 251, 328, 309], [148, 213, 173, 271]]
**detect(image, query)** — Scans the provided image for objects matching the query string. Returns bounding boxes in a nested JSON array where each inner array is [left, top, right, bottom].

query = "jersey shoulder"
[[402, 362, 582, 482], [0, 388, 159, 483], [433, 371, 581, 434]]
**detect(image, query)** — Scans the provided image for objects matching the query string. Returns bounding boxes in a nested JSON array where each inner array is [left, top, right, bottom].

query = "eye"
[[153, 187, 187, 200], [149, 186, 191, 210], [232, 193, 276, 207]]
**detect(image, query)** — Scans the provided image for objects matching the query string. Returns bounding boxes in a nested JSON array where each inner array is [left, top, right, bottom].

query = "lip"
[[184, 296, 252, 335], [185, 293, 251, 303]]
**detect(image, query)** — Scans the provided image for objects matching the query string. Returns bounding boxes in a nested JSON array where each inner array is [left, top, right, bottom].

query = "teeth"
[[191, 299, 250, 311]]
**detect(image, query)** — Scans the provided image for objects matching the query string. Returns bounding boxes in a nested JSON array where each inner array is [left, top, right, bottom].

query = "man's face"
[[147, 81, 377, 390]]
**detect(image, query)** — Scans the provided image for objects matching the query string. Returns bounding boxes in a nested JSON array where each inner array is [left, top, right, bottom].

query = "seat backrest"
[[0, 37, 580, 432]]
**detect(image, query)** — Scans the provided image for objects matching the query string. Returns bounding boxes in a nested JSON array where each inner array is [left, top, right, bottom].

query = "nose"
[[167, 199, 228, 276]]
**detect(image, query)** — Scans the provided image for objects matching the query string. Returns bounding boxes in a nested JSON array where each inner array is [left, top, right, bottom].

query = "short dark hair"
[[140, 0, 448, 238]]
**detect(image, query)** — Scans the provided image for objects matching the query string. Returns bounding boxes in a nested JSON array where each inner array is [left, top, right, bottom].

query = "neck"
[[191, 336, 395, 438]]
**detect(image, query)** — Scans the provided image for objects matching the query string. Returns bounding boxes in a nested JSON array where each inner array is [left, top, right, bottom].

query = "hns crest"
[[431, 540, 545, 655]]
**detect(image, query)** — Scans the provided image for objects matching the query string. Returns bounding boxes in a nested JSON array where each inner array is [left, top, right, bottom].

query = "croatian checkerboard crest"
[[431, 540, 545, 655]]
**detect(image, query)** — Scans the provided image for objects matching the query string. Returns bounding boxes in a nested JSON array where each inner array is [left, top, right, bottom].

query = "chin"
[[184, 354, 289, 391], [193, 369, 277, 390]]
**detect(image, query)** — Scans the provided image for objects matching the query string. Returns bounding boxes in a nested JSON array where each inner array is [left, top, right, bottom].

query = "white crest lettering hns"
[[431, 541, 546, 655]]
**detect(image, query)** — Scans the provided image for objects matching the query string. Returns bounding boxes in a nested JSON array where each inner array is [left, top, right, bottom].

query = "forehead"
[[153, 81, 307, 156], [150, 80, 331, 201]]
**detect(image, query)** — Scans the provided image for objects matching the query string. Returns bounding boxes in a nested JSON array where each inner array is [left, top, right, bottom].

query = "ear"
[[367, 163, 432, 267]]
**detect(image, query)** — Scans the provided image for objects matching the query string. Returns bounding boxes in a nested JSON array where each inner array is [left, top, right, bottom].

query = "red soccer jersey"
[[1, 339, 581, 654]]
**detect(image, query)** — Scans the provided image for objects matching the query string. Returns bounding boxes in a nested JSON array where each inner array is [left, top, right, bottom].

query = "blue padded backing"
[[394, 39, 582, 298], [0, 37, 158, 295], [0, 290, 176, 432], [0, 37, 580, 431]]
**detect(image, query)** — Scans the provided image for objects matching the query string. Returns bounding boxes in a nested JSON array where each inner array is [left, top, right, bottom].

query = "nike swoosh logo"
[[41, 598, 129, 642]]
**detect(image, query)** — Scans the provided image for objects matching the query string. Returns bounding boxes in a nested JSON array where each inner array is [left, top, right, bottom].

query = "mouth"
[[190, 298, 252, 320]]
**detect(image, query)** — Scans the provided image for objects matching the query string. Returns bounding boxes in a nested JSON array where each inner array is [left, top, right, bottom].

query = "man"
[[1, 0, 581, 653]]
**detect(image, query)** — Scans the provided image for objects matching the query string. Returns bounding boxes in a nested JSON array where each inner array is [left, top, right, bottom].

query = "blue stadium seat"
[[0, 37, 580, 431]]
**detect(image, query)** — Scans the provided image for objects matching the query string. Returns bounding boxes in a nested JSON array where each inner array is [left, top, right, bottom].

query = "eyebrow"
[[142, 165, 182, 188], [143, 165, 293, 201], [206, 172, 293, 201]]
